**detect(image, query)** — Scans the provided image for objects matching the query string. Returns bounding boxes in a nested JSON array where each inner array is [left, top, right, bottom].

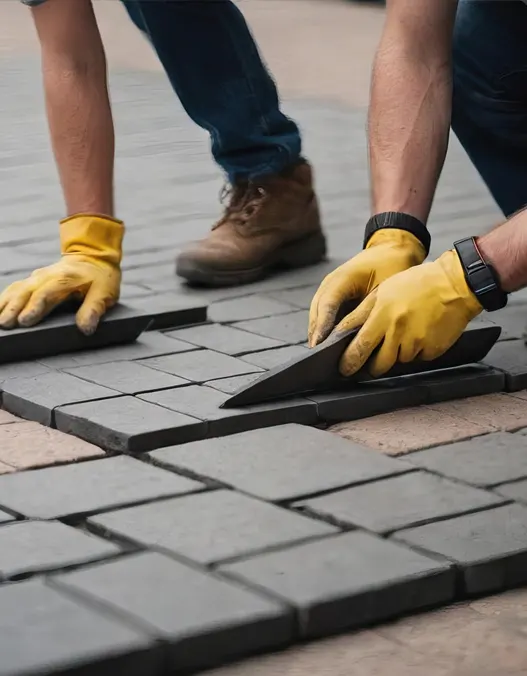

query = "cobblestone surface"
[[2, 2, 527, 675]]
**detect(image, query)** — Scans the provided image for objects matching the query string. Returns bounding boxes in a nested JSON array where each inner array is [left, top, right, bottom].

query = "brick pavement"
[[2, 1, 527, 675]]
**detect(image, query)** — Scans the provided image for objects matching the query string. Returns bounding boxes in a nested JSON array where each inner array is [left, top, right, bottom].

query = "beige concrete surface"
[[0, 0, 383, 106]]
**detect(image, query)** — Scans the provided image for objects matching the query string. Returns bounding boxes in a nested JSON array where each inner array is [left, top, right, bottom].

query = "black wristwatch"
[[453, 237, 508, 312], [364, 212, 431, 256]]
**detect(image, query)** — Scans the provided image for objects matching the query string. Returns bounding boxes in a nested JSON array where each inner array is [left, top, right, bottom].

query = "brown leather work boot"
[[175, 160, 326, 286]]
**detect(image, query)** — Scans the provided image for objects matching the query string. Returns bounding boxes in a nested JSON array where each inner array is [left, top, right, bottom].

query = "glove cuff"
[[366, 227, 427, 264], [364, 212, 431, 256], [60, 214, 124, 265], [438, 250, 484, 317]]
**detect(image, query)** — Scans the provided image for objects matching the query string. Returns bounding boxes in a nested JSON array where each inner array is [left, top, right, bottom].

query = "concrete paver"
[[0, 2, 526, 674]]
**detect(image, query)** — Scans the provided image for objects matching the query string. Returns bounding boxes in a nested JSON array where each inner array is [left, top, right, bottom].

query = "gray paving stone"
[[205, 372, 261, 395], [208, 295, 296, 323], [127, 292, 207, 330], [494, 477, 527, 503], [55, 396, 206, 452], [241, 345, 310, 370], [0, 303, 151, 365], [0, 520, 119, 580], [394, 504, 527, 595], [65, 360, 189, 395], [0, 579, 159, 676], [2, 372, 121, 426], [233, 311, 309, 345], [0, 455, 202, 519], [298, 471, 503, 534], [39, 331, 196, 369], [139, 349, 262, 383], [167, 323, 284, 356], [149, 423, 412, 501], [483, 340, 527, 391], [90, 490, 336, 565], [406, 433, 527, 487], [0, 248, 45, 274], [266, 285, 319, 310], [140, 384, 317, 436], [309, 381, 427, 423], [221, 531, 454, 638], [52, 551, 294, 672], [0, 360, 52, 388]]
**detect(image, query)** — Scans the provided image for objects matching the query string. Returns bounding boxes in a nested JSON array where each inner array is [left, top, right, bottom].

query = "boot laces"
[[213, 181, 268, 230]]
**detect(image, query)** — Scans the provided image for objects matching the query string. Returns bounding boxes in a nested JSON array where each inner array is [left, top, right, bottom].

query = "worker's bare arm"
[[369, 0, 458, 225], [31, 0, 115, 216]]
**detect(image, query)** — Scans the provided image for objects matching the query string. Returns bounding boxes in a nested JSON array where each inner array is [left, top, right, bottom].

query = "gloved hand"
[[333, 249, 483, 378], [0, 214, 123, 335], [308, 229, 426, 347]]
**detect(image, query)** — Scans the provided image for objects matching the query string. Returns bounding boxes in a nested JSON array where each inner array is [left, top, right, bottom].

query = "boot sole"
[[176, 231, 327, 288]]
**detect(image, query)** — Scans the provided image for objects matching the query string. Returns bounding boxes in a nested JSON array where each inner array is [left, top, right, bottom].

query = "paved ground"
[[2, 1, 527, 675]]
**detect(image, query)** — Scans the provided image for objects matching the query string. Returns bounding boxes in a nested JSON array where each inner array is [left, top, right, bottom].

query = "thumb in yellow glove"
[[334, 249, 483, 378], [308, 229, 426, 347], [0, 214, 123, 335]]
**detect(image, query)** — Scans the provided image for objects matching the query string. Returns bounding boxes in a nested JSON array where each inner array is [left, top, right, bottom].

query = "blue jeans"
[[120, 0, 302, 182], [452, 0, 527, 217]]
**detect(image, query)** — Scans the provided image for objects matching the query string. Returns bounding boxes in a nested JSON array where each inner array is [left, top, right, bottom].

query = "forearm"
[[34, 0, 114, 216], [368, 0, 457, 225], [477, 210, 527, 294]]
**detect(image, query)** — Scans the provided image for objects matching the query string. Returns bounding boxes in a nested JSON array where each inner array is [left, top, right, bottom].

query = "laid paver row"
[[4, 425, 527, 673]]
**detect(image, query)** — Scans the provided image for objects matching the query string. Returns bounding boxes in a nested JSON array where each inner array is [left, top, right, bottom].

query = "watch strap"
[[364, 212, 431, 256], [453, 237, 508, 312]]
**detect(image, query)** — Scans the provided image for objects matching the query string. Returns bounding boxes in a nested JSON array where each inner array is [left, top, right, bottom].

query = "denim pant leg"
[[452, 0, 527, 217], [120, 0, 301, 183]]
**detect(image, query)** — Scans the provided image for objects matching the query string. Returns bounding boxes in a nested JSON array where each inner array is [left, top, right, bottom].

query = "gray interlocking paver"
[[298, 471, 503, 534], [0, 361, 52, 388], [208, 295, 296, 323], [266, 285, 319, 310], [55, 395, 206, 452], [416, 365, 505, 403], [39, 331, 197, 369], [52, 551, 293, 672], [241, 345, 310, 370], [149, 423, 412, 501], [140, 384, 317, 436], [495, 478, 527, 503], [167, 323, 285, 356], [204, 372, 262, 394], [233, 311, 310, 345], [0, 579, 159, 676], [0, 509, 13, 524], [89, 490, 337, 565], [0, 520, 119, 580], [221, 531, 455, 638], [406, 433, 527, 487], [0, 455, 202, 518], [483, 340, 527, 391], [64, 360, 189, 394], [394, 504, 527, 595], [139, 349, 263, 382], [2, 371, 121, 426]]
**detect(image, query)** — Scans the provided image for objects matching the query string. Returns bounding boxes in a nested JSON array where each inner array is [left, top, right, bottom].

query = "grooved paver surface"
[[150, 424, 412, 501], [297, 471, 503, 534], [0, 456, 203, 518], [221, 531, 455, 638], [52, 552, 294, 671], [89, 490, 337, 565], [0, 520, 119, 580]]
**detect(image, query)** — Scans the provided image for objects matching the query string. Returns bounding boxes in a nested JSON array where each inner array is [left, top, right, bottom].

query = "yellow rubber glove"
[[0, 214, 123, 335], [308, 229, 426, 347], [334, 249, 483, 378]]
